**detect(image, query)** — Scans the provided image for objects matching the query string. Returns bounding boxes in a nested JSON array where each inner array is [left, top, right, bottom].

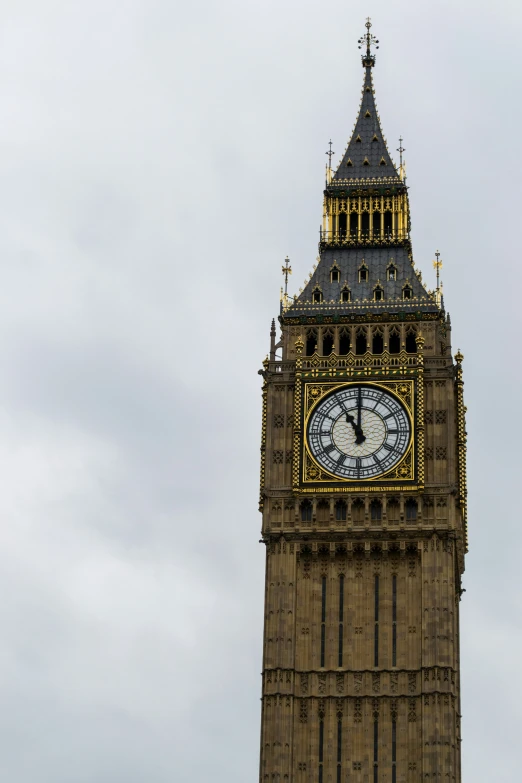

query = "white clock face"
[[307, 384, 411, 480]]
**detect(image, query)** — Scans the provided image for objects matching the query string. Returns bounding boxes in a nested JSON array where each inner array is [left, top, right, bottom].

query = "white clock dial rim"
[[306, 384, 411, 480]]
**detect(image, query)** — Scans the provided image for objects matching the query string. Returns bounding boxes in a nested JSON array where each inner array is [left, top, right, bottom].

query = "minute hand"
[[355, 387, 365, 445]]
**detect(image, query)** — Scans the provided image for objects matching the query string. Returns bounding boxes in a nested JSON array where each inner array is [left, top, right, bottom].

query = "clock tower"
[[258, 20, 467, 783]]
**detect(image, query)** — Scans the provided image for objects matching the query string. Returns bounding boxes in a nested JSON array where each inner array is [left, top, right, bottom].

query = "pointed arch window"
[[306, 328, 318, 356], [355, 135, 362, 143], [335, 500, 347, 521], [405, 499, 417, 522], [355, 327, 367, 355], [322, 329, 334, 356], [373, 285, 384, 302], [384, 210, 392, 236], [300, 500, 312, 522], [312, 287, 323, 304], [372, 134, 379, 142], [330, 265, 340, 283], [346, 158, 353, 167], [339, 327, 351, 355], [365, 110, 371, 117], [372, 327, 384, 354], [406, 327, 417, 354], [340, 286, 351, 304], [358, 263, 369, 283], [363, 158, 370, 166], [389, 327, 400, 354], [379, 157, 387, 166], [370, 500, 382, 521], [387, 264, 397, 281], [402, 284, 413, 300]]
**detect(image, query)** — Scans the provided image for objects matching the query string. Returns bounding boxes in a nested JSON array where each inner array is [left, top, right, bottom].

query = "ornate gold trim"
[[455, 350, 468, 550]]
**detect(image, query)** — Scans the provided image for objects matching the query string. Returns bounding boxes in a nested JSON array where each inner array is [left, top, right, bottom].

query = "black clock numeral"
[[387, 428, 399, 434], [383, 443, 394, 452], [337, 454, 346, 466], [324, 443, 336, 454]]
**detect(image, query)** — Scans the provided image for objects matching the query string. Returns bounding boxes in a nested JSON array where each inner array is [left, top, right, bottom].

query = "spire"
[[332, 19, 399, 183]]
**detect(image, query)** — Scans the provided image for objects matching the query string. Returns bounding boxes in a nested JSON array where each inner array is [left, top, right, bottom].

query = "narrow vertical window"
[[373, 718, 379, 783], [392, 718, 397, 783], [318, 717, 324, 783], [338, 575, 344, 667], [338, 213, 347, 239], [392, 574, 397, 667], [321, 576, 326, 668], [374, 575, 379, 667], [337, 718, 342, 783]]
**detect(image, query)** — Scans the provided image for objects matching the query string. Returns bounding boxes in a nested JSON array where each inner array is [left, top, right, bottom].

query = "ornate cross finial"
[[433, 250, 443, 305], [397, 137, 405, 167], [282, 256, 292, 294], [358, 17, 379, 67], [397, 137, 406, 182], [325, 139, 335, 169]]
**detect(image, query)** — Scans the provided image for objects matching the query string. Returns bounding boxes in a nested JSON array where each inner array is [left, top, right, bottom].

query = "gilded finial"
[[433, 250, 443, 306], [358, 17, 379, 67], [455, 350, 464, 364], [295, 336, 304, 354], [397, 137, 406, 182]]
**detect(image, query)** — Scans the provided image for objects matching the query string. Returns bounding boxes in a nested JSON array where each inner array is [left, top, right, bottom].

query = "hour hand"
[[346, 413, 366, 445]]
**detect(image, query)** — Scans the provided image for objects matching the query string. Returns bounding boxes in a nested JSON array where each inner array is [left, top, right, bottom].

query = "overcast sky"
[[0, 1, 519, 781]]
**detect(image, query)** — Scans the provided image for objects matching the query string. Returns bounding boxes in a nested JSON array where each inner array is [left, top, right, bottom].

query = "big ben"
[[258, 19, 467, 783]]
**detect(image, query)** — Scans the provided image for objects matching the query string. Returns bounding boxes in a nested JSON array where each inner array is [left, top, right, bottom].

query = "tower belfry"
[[258, 19, 467, 783]]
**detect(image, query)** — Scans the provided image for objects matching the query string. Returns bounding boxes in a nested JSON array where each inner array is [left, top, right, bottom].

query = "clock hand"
[[346, 410, 366, 445]]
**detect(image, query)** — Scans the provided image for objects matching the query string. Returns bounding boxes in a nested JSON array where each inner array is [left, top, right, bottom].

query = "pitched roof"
[[332, 66, 400, 184], [285, 247, 438, 317]]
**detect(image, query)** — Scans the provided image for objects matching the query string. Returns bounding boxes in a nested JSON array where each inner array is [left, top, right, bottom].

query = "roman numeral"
[[324, 444, 336, 454]]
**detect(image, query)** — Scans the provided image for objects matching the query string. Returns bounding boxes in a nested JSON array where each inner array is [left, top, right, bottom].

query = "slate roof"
[[285, 247, 438, 317], [331, 66, 400, 185]]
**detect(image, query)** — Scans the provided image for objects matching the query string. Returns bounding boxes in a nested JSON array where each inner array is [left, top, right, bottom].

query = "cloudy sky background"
[[0, 1, 519, 780]]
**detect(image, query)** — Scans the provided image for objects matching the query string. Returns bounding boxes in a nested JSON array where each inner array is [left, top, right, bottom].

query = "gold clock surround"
[[299, 379, 417, 489]]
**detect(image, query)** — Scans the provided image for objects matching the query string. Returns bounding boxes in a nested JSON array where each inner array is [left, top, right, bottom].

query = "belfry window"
[[350, 213, 358, 237], [355, 328, 367, 355], [387, 264, 397, 281], [402, 285, 412, 300], [338, 213, 347, 238], [361, 212, 370, 236], [339, 328, 351, 354], [306, 329, 317, 356], [372, 329, 384, 354], [322, 329, 334, 356], [373, 211, 381, 235], [389, 327, 400, 354], [384, 210, 392, 235], [406, 328, 417, 354]]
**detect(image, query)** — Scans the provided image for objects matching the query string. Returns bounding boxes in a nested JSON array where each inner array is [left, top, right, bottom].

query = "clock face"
[[307, 384, 411, 480]]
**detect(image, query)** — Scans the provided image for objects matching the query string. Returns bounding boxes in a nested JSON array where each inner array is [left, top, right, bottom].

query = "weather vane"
[[358, 17, 379, 66], [325, 139, 335, 169], [433, 250, 443, 305]]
